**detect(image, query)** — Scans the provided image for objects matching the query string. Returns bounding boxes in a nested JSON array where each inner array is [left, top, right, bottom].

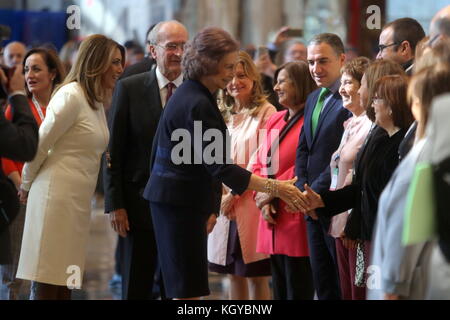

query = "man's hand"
[[109, 208, 130, 238], [8, 65, 25, 93], [206, 214, 217, 234]]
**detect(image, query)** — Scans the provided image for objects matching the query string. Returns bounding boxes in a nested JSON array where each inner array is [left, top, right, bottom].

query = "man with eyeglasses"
[[429, 5, 450, 47], [104, 20, 189, 300], [377, 18, 425, 161], [376, 18, 425, 76]]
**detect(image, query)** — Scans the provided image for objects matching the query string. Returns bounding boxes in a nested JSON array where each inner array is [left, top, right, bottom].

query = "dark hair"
[[364, 59, 406, 121], [373, 75, 413, 129], [182, 27, 238, 80], [274, 61, 317, 106], [384, 18, 426, 54], [341, 56, 370, 83], [308, 33, 345, 56], [23, 47, 66, 96]]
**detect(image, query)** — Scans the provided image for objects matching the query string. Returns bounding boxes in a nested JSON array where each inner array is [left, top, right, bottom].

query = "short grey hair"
[[308, 33, 345, 56], [147, 20, 185, 45]]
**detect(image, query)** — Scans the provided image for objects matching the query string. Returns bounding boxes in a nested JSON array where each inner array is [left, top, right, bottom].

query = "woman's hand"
[[277, 177, 309, 212], [261, 203, 277, 225], [18, 188, 28, 204], [206, 214, 217, 234], [221, 193, 236, 220], [303, 184, 325, 211], [255, 192, 273, 209]]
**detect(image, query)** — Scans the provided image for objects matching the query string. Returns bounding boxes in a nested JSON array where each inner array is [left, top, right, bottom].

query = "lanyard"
[[32, 96, 45, 122]]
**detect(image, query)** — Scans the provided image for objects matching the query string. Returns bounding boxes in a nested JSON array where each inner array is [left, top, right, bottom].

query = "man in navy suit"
[[103, 20, 188, 299], [295, 33, 351, 300]]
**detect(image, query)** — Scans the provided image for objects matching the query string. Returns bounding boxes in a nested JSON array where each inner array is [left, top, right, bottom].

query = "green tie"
[[311, 87, 330, 137]]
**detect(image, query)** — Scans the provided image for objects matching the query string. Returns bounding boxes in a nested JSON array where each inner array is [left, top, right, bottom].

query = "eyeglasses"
[[426, 33, 441, 48], [378, 42, 398, 52], [372, 96, 383, 104], [156, 43, 186, 52]]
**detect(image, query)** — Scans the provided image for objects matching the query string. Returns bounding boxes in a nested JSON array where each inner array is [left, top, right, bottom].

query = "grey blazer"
[[368, 139, 433, 299]]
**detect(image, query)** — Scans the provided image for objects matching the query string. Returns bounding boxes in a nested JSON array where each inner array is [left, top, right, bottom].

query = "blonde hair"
[[218, 51, 268, 122], [55, 34, 125, 110]]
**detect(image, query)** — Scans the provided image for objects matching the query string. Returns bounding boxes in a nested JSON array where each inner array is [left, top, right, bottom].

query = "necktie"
[[166, 82, 175, 105], [311, 87, 330, 137]]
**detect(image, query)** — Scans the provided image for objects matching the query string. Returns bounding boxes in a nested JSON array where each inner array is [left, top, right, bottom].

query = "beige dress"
[[208, 102, 276, 265], [17, 82, 109, 286]]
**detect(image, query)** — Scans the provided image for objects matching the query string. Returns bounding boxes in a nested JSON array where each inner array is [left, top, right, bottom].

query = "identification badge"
[[330, 168, 339, 191]]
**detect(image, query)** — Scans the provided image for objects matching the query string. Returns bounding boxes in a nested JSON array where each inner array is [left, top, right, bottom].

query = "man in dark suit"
[[295, 33, 351, 300], [376, 18, 425, 160], [103, 20, 189, 300]]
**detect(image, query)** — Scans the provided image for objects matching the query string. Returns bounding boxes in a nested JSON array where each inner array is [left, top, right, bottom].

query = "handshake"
[[256, 178, 325, 223]]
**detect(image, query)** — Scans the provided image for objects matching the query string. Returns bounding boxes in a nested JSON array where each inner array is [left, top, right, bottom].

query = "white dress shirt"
[[155, 66, 183, 107]]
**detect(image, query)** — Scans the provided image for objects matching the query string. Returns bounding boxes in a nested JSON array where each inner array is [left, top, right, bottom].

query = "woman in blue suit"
[[143, 27, 308, 300]]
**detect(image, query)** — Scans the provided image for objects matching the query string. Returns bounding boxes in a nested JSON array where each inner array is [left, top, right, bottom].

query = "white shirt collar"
[[155, 66, 183, 89]]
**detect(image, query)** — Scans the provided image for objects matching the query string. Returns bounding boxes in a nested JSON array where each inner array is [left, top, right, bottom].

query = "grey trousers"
[[0, 204, 30, 300]]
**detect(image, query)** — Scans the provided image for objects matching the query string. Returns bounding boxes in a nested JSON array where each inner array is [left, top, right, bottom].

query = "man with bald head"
[[104, 20, 189, 300], [3, 42, 26, 68], [430, 5, 450, 46]]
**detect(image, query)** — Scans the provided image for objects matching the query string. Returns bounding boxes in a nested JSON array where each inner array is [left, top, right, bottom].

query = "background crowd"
[[1, 4, 450, 301]]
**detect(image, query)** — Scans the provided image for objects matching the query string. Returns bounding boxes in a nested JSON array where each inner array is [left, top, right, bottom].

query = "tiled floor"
[[73, 197, 227, 300]]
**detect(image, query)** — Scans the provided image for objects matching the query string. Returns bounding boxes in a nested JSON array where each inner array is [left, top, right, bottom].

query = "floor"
[[72, 196, 228, 300]]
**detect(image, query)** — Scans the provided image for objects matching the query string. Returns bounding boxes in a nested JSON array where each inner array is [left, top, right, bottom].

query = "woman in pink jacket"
[[254, 61, 317, 300]]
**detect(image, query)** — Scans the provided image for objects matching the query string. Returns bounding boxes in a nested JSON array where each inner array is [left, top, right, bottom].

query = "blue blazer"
[[295, 87, 351, 195], [143, 80, 251, 213]]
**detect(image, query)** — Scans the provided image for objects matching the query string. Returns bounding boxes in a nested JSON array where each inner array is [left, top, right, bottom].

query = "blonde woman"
[[16, 35, 124, 300], [208, 51, 276, 300]]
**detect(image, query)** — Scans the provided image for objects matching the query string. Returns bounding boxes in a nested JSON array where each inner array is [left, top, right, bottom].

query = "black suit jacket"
[[0, 94, 38, 161], [103, 67, 163, 226], [143, 80, 251, 214], [119, 57, 155, 80]]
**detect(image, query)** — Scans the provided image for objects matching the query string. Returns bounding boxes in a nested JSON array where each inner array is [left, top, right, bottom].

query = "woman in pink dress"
[[254, 61, 317, 300], [207, 51, 276, 300]]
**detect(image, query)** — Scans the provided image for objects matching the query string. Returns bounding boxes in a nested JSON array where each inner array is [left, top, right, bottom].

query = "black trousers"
[[270, 255, 314, 300], [306, 218, 341, 300], [120, 183, 160, 300]]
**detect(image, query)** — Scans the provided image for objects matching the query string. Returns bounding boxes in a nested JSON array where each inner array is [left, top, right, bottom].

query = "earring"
[[389, 109, 393, 116]]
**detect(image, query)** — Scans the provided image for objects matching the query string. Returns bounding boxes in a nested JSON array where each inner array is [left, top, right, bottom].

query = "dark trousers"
[[120, 182, 161, 300], [335, 238, 366, 300], [270, 255, 314, 300], [306, 218, 341, 300], [30, 282, 71, 300], [120, 229, 158, 300]]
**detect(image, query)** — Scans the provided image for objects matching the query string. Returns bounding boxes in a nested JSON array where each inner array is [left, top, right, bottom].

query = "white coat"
[[17, 82, 109, 286]]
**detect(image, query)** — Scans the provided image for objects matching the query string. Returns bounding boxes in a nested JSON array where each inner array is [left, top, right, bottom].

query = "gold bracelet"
[[264, 178, 279, 197]]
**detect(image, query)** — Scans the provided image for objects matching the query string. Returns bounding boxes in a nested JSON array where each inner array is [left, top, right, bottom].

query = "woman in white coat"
[[17, 34, 124, 300]]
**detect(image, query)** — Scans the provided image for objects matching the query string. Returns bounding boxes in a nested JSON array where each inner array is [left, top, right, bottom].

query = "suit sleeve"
[[0, 94, 38, 161], [191, 101, 252, 196], [103, 80, 129, 212], [295, 125, 308, 191], [21, 89, 81, 191]]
